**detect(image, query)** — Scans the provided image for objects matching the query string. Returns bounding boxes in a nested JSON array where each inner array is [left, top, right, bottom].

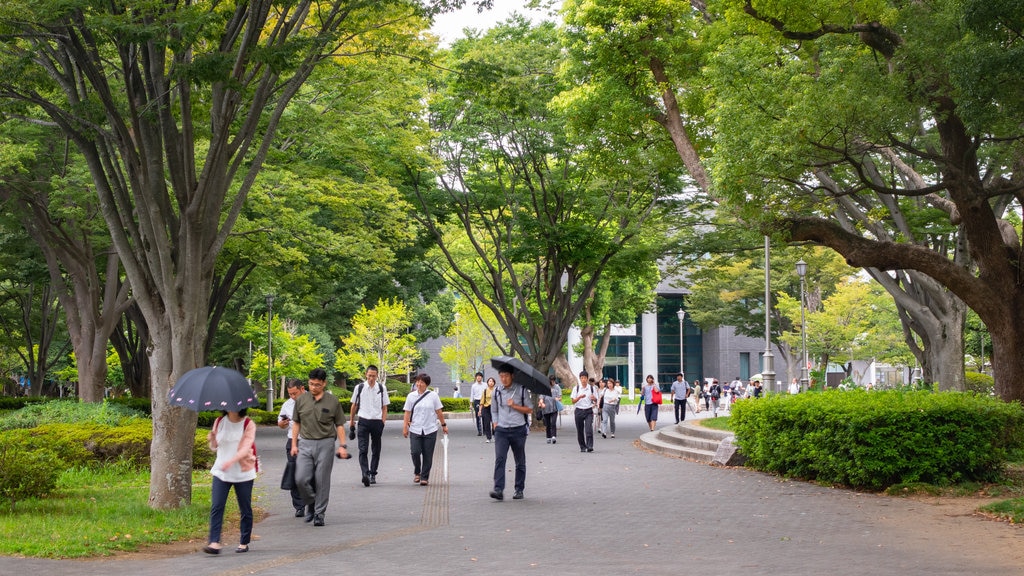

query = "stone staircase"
[[639, 420, 733, 463]]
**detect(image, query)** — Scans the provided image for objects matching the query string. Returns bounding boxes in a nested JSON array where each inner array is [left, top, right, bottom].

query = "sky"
[[429, 0, 562, 45]]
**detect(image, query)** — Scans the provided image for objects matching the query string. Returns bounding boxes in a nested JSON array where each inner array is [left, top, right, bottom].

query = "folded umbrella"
[[442, 433, 449, 482], [169, 366, 259, 412], [489, 356, 551, 395]]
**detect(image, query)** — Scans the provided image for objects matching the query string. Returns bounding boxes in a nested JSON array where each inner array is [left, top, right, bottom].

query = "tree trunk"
[[146, 339, 199, 509], [551, 356, 576, 389]]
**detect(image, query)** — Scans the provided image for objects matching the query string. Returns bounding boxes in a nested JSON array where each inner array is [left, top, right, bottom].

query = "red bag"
[[651, 388, 663, 405]]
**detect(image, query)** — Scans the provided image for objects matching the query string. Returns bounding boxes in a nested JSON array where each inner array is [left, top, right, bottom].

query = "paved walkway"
[[4, 407, 1023, 575]]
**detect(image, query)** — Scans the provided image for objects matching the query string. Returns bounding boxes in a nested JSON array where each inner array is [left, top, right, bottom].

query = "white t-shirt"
[[355, 382, 390, 420], [403, 390, 444, 435], [279, 397, 296, 439], [211, 418, 257, 483], [573, 383, 598, 410]]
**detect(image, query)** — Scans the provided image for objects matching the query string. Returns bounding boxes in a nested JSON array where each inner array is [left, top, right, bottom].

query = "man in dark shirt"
[[291, 368, 349, 526]]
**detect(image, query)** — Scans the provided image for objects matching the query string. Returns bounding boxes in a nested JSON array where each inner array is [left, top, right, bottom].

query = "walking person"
[[402, 373, 448, 486], [489, 364, 532, 501], [572, 371, 598, 452], [479, 376, 496, 443], [709, 378, 723, 417], [291, 368, 349, 527], [470, 372, 486, 437], [538, 375, 561, 443], [641, 374, 660, 432], [349, 365, 389, 487], [594, 378, 608, 437], [600, 378, 621, 438], [204, 409, 257, 554], [670, 373, 690, 424], [277, 378, 307, 518]]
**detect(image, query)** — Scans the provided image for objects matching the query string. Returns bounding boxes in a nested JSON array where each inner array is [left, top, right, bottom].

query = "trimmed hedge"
[[730, 390, 1024, 491], [0, 421, 217, 471]]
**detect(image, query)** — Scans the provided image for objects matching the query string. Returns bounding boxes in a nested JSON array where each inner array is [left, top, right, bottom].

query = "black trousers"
[[674, 399, 688, 423], [574, 408, 594, 450], [357, 417, 385, 477]]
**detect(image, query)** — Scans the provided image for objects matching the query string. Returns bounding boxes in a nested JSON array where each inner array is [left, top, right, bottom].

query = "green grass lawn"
[[0, 462, 218, 558]]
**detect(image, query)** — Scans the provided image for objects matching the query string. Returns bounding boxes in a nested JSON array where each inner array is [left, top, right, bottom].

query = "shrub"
[[0, 427, 94, 467], [0, 399, 146, 431], [964, 372, 995, 395], [0, 444, 63, 510], [731, 390, 1024, 491], [0, 420, 217, 470]]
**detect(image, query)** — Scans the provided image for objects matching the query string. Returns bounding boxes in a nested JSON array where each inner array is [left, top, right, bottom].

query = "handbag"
[[280, 458, 296, 491], [651, 387, 663, 405]]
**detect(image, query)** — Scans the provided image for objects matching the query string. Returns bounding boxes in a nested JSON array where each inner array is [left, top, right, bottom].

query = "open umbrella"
[[489, 356, 551, 395], [749, 373, 763, 382], [169, 366, 259, 412]]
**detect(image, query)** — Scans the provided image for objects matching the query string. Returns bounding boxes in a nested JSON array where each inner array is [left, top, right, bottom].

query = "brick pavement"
[[3, 406, 1022, 576]]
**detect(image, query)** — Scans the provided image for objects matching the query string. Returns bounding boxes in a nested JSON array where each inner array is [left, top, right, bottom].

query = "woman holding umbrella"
[[204, 409, 257, 554]]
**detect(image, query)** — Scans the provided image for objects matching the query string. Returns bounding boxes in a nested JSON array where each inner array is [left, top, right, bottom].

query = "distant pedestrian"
[[291, 368, 350, 527], [402, 373, 448, 486], [489, 364, 532, 501], [571, 371, 598, 452], [692, 379, 704, 413], [470, 372, 486, 436], [670, 373, 690, 424], [789, 378, 800, 394], [600, 378, 621, 438], [277, 378, 307, 518], [349, 365, 389, 487], [708, 379, 722, 417], [204, 409, 257, 554], [641, 374, 660, 431], [538, 375, 561, 443], [479, 377, 496, 443]]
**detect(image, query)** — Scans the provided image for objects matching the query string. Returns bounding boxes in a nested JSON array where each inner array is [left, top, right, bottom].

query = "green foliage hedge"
[[0, 444, 62, 510], [964, 372, 995, 395], [730, 390, 1024, 490]]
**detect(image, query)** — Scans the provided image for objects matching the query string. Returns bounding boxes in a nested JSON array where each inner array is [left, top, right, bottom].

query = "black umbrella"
[[169, 366, 259, 412], [490, 356, 551, 395]]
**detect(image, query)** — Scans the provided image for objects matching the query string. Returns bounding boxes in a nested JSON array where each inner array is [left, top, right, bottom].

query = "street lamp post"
[[676, 308, 686, 379], [796, 260, 809, 393], [266, 294, 275, 412], [762, 236, 776, 393]]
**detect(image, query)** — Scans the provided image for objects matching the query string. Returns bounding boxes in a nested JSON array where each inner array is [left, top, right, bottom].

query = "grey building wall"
[[418, 336, 500, 398], [701, 326, 789, 385]]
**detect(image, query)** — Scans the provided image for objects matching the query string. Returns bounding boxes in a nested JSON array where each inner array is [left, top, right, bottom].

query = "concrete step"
[[638, 421, 732, 463]]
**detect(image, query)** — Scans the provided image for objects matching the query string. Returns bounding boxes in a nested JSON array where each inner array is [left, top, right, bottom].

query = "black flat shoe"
[[489, 490, 503, 501], [235, 545, 249, 553], [203, 545, 221, 555]]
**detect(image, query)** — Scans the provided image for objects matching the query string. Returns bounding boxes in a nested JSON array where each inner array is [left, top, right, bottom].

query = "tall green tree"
[[0, 122, 131, 401], [704, 0, 1022, 395], [412, 19, 683, 379], [440, 295, 507, 382], [0, 0, 469, 508], [335, 298, 418, 383]]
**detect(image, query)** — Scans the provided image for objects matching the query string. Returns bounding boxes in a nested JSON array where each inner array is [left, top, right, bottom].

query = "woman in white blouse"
[[402, 373, 448, 486]]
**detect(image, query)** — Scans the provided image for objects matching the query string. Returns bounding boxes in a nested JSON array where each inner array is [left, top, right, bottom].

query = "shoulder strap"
[[410, 390, 432, 411], [354, 383, 364, 405], [521, 386, 528, 424]]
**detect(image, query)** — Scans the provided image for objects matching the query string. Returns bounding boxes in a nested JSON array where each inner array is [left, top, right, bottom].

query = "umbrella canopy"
[[749, 373, 763, 383], [490, 356, 551, 395], [169, 366, 259, 412]]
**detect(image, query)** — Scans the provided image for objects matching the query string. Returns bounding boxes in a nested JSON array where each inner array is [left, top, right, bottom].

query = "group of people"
[[203, 364, 773, 553], [569, 372, 624, 450], [203, 365, 403, 554]]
